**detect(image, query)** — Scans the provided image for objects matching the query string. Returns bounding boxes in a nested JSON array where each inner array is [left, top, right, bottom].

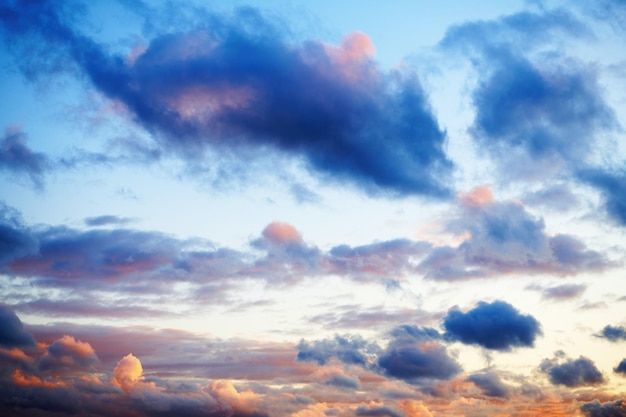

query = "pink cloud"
[[111, 353, 143, 393], [459, 185, 493, 207]]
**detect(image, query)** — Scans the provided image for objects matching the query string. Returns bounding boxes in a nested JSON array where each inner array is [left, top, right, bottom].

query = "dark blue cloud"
[[355, 405, 403, 417], [0, 202, 38, 267], [470, 54, 615, 171], [580, 399, 626, 417], [578, 169, 626, 227], [443, 301, 541, 351], [614, 359, 626, 375], [377, 343, 461, 382], [541, 355, 604, 387], [597, 325, 626, 342], [467, 372, 510, 398], [0, 129, 49, 189], [0, 304, 36, 348], [0, 1, 454, 198], [378, 325, 460, 382], [296, 335, 379, 366]]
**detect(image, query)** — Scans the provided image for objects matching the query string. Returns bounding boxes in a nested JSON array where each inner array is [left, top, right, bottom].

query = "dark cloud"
[[84, 215, 135, 227], [597, 325, 626, 342], [296, 335, 379, 366], [541, 354, 604, 387], [614, 359, 626, 375], [0, 304, 36, 348], [0, 128, 50, 189], [580, 399, 626, 417], [0, 1, 454, 197], [355, 405, 404, 417], [467, 372, 510, 398], [378, 325, 460, 382], [578, 169, 626, 227], [443, 301, 541, 351], [0, 202, 38, 266], [39, 335, 100, 372], [378, 343, 461, 382]]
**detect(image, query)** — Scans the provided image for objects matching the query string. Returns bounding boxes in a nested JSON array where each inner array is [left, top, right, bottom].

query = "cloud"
[[296, 335, 379, 366], [0, 304, 36, 348], [420, 187, 611, 280], [578, 169, 626, 227], [39, 335, 100, 373], [522, 184, 581, 212], [111, 353, 143, 392], [84, 215, 135, 227], [596, 325, 626, 342], [614, 359, 626, 375], [0, 2, 454, 197], [0, 202, 39, 267], [467, 372, 510, 398], [541, 283, 587, 301], [0, 127, 50, 189], [540, 354, 604, 387], [443, 300, 541, 351], [378, 326, 460, 382], [580, 399, 626, 417], [355, 404, 404, 417]]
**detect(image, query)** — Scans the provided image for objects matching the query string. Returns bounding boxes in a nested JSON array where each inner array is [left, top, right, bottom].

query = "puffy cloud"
[[378, 326, 460, 382], [0, 304, 35, 348], [421, 188, 611, 280], [111, 353, 143, 392], [0, 127, 49, 189], [378, 342, 461, 382], [580, 399, 626, 417], [204, 379, 264, 416], [443, 301, 541, 351], [540, 354, 604, 387], [614, 359, 626, 375], [467, 372, 510, 398], [39, 335, 100, 372], [597, 325, 626, 342], [296, 335, 379, 366], [0, 1, 454, 197]]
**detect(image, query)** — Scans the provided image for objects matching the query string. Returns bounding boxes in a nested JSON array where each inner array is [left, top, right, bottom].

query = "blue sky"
[[1, 1, 626, 416]]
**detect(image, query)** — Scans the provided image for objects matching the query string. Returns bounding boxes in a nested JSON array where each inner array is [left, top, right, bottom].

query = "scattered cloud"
[[541, 353, 604, 387], [443, 300, 541, 351]]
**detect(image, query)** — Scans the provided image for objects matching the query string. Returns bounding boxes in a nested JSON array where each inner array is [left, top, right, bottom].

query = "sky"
[[1, 0, 626, 416]]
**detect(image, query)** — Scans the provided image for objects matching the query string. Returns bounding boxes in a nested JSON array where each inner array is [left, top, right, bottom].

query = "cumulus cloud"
[[0, 1, 454, 197], [0, 304, 36, 348], [467, 372, 510, 398], [378, 325, 460, 383], [296, 335, 379, 366], [111, 353, 143, 392], [443, 300, 541, 351], [580, 399, 626, 417], [540, 353, 604, 387], [597, 325, 626, 342], [39, 335, 100, 372], [614, 359, 626, 375], [420, 187, 611, 280]]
